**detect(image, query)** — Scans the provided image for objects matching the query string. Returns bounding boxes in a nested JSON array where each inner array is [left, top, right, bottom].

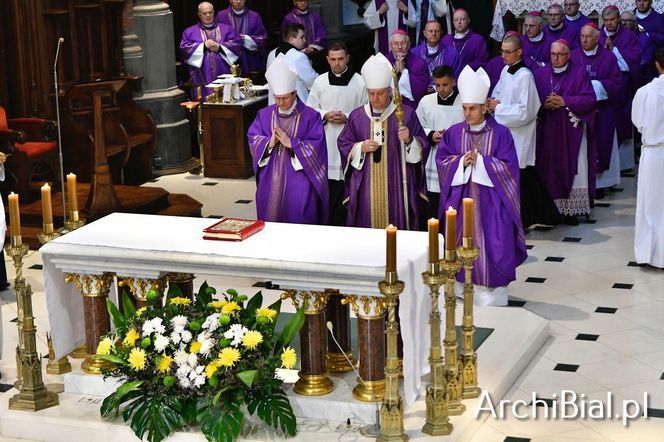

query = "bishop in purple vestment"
[[387, 30, 431, 107], [216, 0, 268, 73], [534, 40, 596, 221], [522, 12, 554, 66], [179, 2, 243, 99], [635, 0, 664, 48], [410, 20, 459, 85], [624, 10, 658, 85], [563, 0, 592, 45], [281, 0, 327, 56], [364, 0, 418, 55], [337, 53, 428, 230], [441, 9, 489, 77], [247, 57, 328, 224], [544, 4, 580, 50], [436, 66, 526, 304]]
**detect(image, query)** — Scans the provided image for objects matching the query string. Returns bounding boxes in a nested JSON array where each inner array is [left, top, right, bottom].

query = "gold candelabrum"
[[377, 270, 408, 442], [457, 237, 481, 398], [6, 235, 59, 411], [63, 208, 86, 232], [191, 85, 205, 175], [421, 260, 452, 435], [441, 248, 465, 416]]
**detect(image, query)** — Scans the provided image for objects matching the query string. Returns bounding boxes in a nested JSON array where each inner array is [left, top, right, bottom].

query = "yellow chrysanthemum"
[[280, 347, 297, 369], [221, 301, 241, 316], [156, 354, 173, 373], [123, 328, 140, 347], [96, 337, 113, 355], [218, 347, 241, 367], [190, 340, 202, 354], [205, 360, 222, 378], [135, 307, 147, 317], [242, 330, 263, 350], [255, 307, 277, 322], [169, 297, 192, 306], [208, 300, 228, 310], [128, 347, 146, 371]]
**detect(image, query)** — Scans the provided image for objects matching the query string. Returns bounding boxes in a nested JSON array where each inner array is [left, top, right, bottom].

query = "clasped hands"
[[543, 92, 566, 110], [361, 127, 411, 153], [378, 1, 408, 14], [269, 127, 292, 149], [205, 39, 220, 52], [486, 97, 500, 112], [463, 149, 478, 167], [324, 111, 347, 124]]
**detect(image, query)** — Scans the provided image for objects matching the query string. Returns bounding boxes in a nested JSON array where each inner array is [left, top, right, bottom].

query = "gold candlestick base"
[[293, 373, 334, 396], [442, 253, 466, 417], [326, 350, 358, 373], [9, 390, 59, 412], [82, 355, 114, 375], [46, 333, 72, 375], [457, 238, 482, 400], [70, 344, 88, 359], [63, 211, 86, 231], [38, 223, 61, 244], [352, 378, 385, 402]]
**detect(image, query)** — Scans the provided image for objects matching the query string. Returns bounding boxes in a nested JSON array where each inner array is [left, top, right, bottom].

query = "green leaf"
[[247, 389, 297, 436], [236, 369, 258, 388], [100, 380, 143, 418], [166, 283, 183, 299], [198, 398, 244, 442], [245, 291, 263, 317], [128, 394, 183, 442], [93, 354, 125, 365], [106, 298, 126, 329], [276, 307, 304, 354], [196, 281, 213, 308], [267, 299, 282, 333], [122, 290, 137, 318]]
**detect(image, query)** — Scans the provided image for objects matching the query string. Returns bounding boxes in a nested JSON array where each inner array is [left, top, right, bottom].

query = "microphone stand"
[[53, 38, 67, 224]]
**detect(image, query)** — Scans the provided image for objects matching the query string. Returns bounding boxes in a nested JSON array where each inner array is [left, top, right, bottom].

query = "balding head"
[[453, 9, 470, 33], [390, 32, 410, 58], [423, 21, 443, 47], [524, 14, 544, 38], [198, 2, 215, 25], [620, 11, 637, 30], [580, 24, 600, 50]]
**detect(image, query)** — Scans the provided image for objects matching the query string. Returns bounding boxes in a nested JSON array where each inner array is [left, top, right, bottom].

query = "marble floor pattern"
[[1, 169, 664, 441]]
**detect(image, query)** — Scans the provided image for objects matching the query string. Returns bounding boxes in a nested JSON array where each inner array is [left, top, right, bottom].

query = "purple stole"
[[410, 43, 460, 83], [386, 52, 431, 106], [441, 30, 489, 77], [533, 60, 597, 200], [216, 8, 267, 72], [436, 116, 527, 287], [247, 101, 329, 224], [281, 9, 327, 49]]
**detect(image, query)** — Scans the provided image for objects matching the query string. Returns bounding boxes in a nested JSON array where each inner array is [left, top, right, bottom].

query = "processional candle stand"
[[6, 193, 59, 410], [421, 219, 452, 436], [377, 225, 407, 442], [63, 172, 86, 232], [457, 198, 481, 398]]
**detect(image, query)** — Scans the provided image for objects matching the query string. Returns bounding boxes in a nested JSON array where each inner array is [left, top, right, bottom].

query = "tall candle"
[[8, 192, 21, 238], [445, 207, 457, 251], [386, 224, 397, 272], [463, 198, 474, 237], [67, 173, 78, 212], [428, 218, 439, 263], [41, 183, 53, 225]]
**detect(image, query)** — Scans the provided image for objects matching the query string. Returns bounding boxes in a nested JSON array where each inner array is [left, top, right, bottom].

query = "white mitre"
[[265, 54, 298, 95], [361, 53, 393, 89], [458, 65, 490, 104]]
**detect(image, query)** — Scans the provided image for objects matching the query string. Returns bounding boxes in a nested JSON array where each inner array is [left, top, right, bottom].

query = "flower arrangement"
[[95, 282, 304, 442]]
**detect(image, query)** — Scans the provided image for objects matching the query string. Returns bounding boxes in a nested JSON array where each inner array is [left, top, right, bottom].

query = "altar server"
[[441, 8, 489, 77], [216, 0, 268, 73], [180, 2, 243, 99], [248, 56, 328, 224], [364, 0, 417, 55], [415, 65, 463, 219], [387, 29, 431, 107], [632, 48, 664, 268], [436, 66, 527, 306], [281, 0, 327, 57], [306, 43, 368, 226], [410, 21, 459, 88], [337, 53, 428, 230]]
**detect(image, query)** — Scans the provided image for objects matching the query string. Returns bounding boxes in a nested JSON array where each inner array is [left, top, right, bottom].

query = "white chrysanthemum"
[[188, 365, 205, 379], [174, 349, 189, 366], [154, 334, 170, 352], [142, 321, 154, 337], [171, 315, 188, 331], [202, 313, 221, 332], [199, 338, 214, 357], [170, 331, 182, 345], [193, 374, 206, 388], [176, 364, 191, 377], [178, 376, 192, 389], [181, 330, 193, 343], [223, 324, 248, 346], [187, 353, 198, 367]]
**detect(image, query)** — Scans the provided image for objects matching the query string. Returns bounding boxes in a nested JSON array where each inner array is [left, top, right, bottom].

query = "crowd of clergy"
[[179, 0, 664, 305]]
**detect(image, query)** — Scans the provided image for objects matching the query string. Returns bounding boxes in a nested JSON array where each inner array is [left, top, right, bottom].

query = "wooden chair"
[[0, 106, 59, 202]]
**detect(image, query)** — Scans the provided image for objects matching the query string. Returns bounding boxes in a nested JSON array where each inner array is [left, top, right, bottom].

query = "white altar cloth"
[[41, 213, 435, 407]]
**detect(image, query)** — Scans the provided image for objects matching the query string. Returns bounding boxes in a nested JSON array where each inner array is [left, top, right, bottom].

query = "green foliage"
[[127, 395, 185, 442], [245, 292, 263, 319], [122, 290, 137, 318], [100, 381, 144, 418], [247, 389, 297, 436], [107, 297, 126, 329], [236, 369, 258, 388], [198, 397, 245, 442], [166, 283, 183, 299], [275, 306, 304, 354]]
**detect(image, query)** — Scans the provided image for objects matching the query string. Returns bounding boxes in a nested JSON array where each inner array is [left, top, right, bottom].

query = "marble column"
[[131, 0, 196, 174], [122, 0, 144, 78]]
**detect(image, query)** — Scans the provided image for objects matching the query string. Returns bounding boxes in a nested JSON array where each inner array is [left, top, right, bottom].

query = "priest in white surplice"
[[363, 0, 417, 55], [632, 49, 664, 268], [306, 42, 368, 226], [415, 64, 463, 219]]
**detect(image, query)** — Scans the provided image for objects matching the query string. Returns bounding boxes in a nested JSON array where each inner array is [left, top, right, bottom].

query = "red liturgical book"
[[203, 218, 265, 241]]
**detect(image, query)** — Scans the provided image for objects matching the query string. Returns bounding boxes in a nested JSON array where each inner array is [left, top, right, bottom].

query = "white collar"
[[469, 120, 486, 131], [549, 22, 564, 31], [427, 44, 439, 54], [553, 63, 569, 73], [636, 9, 652, 19], [277, 99, 297, 116], [232, 8, 245, 15], [364, 100, 397, 122], [583, 45, 598, 56], [295, 9, 308, 15], [332, 67, 348, 77], [438, 90, 455, 101], [605, 27, 617, 37], [529, 31, 545, 42], [566, 12, 582, 21], [454, 29, 470, 39]]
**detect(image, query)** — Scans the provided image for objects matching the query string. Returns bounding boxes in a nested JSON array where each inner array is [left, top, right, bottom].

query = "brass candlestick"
[[6, 236, 59, 411], [441, 249, 465, 416], [46, 333, 72, 375], [37, 222, 60, 244], [421, 260, 452, 435], [63, 209, 86, 232], [457, 237, 481, 399], [377, 270, 407, 442]]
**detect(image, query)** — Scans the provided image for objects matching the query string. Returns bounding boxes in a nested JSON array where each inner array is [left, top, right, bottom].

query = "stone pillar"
[[122, 0, 144, 78], [311, 0, 345, 40], [131, 0, 195, 174]]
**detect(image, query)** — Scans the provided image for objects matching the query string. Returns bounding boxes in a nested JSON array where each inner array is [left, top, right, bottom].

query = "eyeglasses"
[[550, 52, 570, 57], [500, 48, 519, 55]]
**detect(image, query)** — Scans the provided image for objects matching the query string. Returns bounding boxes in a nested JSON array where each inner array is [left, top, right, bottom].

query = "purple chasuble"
[[544, 23, 580, 50], [387, 52, 431, 106], [441, 30, 489, 77], [247, 101, 329, 224], [179, 21, 243, 99], [635, 28, 657, 85], [635, 8, 664, 47], [571, 46, 622, 172], [436, 116, 527, 287], [533, 60, 597, 201], [281, 8, 327, 50], [337, 103, 428, 230], [486, 55, 539, 95], [521, 33, 554, 65], [410, 43, 460, 84], [370, 0, 417, 55], [216, 7, 267, 73], [564, 13, 592, 46]]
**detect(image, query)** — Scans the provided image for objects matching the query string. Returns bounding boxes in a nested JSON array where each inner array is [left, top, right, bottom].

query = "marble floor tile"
[[576, 356, 662, 389]]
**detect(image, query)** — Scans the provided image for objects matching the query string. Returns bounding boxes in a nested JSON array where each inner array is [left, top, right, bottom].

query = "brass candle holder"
[[38, 222, 61, 244], [63, 209, 86, 232], [6, 236, 59, 411], [457, 237, 481, 399], [421, 260, 452, 435], [46, 333, 72, 375], [441, 249, 465, 416], [377, 270, 408, 442]]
